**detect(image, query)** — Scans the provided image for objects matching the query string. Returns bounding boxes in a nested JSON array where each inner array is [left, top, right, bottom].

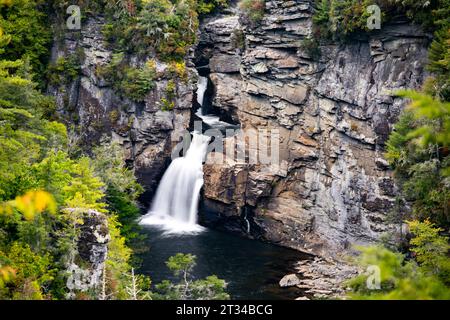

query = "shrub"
[[168, 61, 188, 82], [231, 28, 245, 50], [301, 37, 322, 60], [153, 253, 230, 300], [239, 0, 266, 24], [97, 54, 157, 102], [161, 79, 176, 111], [197, 0, 229, 14], [47, 54, 82, 86]]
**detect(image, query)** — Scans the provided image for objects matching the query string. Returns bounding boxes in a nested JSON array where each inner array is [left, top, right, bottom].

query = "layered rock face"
[[65, 209, 110, 299], [199, 0, 430, 256], [50, 2, 430, 258], [49, 17, 196, 202]]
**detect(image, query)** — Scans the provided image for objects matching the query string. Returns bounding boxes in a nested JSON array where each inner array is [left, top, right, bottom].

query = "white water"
[[140, 132, 211, 234], [197, 76, 208, 107], [195, 76, 237, 129]]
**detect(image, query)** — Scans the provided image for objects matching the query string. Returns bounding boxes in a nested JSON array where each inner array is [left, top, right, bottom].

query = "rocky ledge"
[[280, 257, 360, 300]]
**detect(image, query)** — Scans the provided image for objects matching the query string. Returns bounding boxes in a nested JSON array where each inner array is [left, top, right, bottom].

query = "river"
[[138, 225, 309, 300]]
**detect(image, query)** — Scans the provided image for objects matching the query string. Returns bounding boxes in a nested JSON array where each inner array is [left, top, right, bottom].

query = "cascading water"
[[140, 75, 235, 234], [140, 132, 210, 234], [195, 76, 237, 129], [197, 76, 208, 108]]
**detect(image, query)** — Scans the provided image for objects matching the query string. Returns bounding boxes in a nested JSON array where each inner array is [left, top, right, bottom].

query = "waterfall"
[[195, 76, 237, 129], [140, 132, 210, 234], [197, 76, 208, 108]]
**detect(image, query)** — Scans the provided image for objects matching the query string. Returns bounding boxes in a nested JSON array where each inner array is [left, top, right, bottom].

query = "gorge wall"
[[50, 0, 431, 258], [198, 0, 430, 257], [48, 16, 198, 202]]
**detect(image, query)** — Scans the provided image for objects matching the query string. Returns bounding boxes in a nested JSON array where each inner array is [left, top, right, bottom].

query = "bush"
[[239, 0, 265, 24], [197, 0, 229, 14], [160, 79, 177, 111], [97, 54, 157, 102], [301, 38, 322, 60], [312, 0, 448, 41], [347, 245, 450, 300], [47, 54, 82, 86], [0, 0, 52, 86], [153, 253, 230, 300]]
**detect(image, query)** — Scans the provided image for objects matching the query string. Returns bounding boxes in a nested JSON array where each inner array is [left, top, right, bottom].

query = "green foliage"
[[97, 54, 157, 102], [239, 0, 265, 24], [312, 0, 448, 41], [427, 28, 450, 101], [0, 48, 68, 201], [231, 28, 245, 50], [385, 91, 450, 227], [0, 242, 55, 299], [31, 151, 106, 211], [347, 245, 450, 300], [301, 38, 322, 60], [0, 0, 52, 86], [168, 61, 188, 82], [197, 0, 228, 14], [102, 0, 207, 61], [153, 253, 230, 300], [408, 220, 450, 285], [91, 140, 145, 247], [137, 0, 200, 60], [161, 79, 176, 111], [166, 253, 196, 276], [104, 215, 133, 299], [0, 0, 154, 301], [91, 141, 143, 200], [47, 54, 82, 86]]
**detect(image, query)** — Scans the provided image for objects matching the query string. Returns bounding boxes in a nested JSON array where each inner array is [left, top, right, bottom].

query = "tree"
[[408, 220, 450, 285], [385, 91, 450, 227], [0, 0, 52, 85], [239, 0, 265, 24], [153, 253, 230, 300], [347, 245, 450, 300]]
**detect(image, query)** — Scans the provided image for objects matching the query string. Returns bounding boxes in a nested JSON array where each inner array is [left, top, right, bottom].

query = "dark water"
[[138, 226, 309, 300]]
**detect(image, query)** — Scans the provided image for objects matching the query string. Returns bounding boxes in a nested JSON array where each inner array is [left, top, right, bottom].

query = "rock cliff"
[[48, 16, 197, 203], [50, 1, 431, 258], [65, 209, 110, 299], [198, 0, 430, 256]]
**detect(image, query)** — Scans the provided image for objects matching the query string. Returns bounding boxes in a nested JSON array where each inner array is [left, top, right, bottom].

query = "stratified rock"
[[65, 209, 110, 299], [292, 257, 360, 300], [199, 0, 429, 257], [49, 17, 196, 203]]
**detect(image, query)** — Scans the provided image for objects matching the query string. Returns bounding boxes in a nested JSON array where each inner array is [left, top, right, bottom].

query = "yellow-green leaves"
[[397, 90, 450, 148], [0, 190, 56, 221]]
